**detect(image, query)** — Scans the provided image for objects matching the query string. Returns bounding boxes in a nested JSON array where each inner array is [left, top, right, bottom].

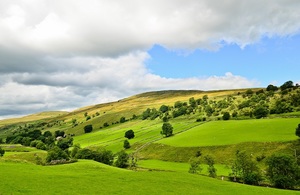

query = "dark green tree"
[[0, 146, 5, 157], [115, 150, 129, 168], [161, 122, 173, 137], [231, 151, 262, 185], [123, 139, 130, 149], [159, 105, 169, 113], [266, 84, 278, 91], [54, 130, 65, 138], [204, 155, 217, 178], [120, 116, 126, 123], [266, 154, 300, 189], [124, 130, 135, 139], [46, 146, 69, 163], [222, 112, 231, 120], [189, 158, 202, 174], [43, 131, 52, 137], [253, 106, 268, 119], [280, 81, 294, 91], [57, 137, 73, 150], [84, 124, 93, 133], [296, 124, 300, 138]]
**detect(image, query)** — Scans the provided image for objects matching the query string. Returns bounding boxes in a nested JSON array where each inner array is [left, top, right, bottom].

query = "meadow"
[[1, 88, 300, 194], [0, 160, 298, 195], [157, 118, 300, 147]]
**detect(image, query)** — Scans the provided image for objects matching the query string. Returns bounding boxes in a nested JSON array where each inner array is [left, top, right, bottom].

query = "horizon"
[[0, 1, 300, 119]]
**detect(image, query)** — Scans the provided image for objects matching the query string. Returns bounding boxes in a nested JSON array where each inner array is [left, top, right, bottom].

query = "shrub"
[[0, 146, 5, 157], [46, 146, 69, 163], [266, 154, 300, 189], [84, 124, 93, 133], [161, 122, 173, 137], [124, 130, 135, 139], [222, 112, 230, 120], [123, 140, 130, 149], [115, 150, 129, 168]]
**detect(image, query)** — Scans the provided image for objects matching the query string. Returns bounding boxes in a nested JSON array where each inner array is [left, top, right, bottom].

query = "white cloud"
[[0, 52, 258, 117], [0, 0, 298, 118]]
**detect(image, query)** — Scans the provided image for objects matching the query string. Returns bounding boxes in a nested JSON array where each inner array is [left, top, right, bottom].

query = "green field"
[[158, 118, 300, 147], [0, 160, 298, 195]]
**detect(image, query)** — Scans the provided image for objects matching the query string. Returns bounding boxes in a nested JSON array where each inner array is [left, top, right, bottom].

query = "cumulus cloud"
[[0, 0, 299, 118]]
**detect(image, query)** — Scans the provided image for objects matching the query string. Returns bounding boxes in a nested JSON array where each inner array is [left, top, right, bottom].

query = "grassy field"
[[0, 160, 298, 195], [137, 159, 231, 176], [157, 118, 300, 147]]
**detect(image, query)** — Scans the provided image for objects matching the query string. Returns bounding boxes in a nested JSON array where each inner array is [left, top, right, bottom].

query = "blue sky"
[[0, 0, 300, 118], [147, 35, 300, 86]]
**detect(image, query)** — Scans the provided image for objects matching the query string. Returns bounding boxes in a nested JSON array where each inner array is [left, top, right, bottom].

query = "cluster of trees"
[[189, 153, 217, 178], [140, 81, 300, 122], [229, 150, 300, 189]]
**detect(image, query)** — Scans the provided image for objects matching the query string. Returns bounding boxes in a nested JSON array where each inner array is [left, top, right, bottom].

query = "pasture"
[[157, 118, 300, 147], [0, 160, 298, 195]]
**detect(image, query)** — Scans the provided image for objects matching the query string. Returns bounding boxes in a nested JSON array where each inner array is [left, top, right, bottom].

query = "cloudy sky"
[[1, 0, 300, 119]]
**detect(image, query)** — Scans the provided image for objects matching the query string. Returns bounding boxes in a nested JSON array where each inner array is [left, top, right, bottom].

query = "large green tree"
[[231, 151, 262, 185], [266, 154, 300, 189], [0, 146, 5, 157], [46, 146, 69, 163], [124, 130, 135, 139], [296, 124, 300, 138], [115, 150, 129, 168], [161, 122, 173, 137]]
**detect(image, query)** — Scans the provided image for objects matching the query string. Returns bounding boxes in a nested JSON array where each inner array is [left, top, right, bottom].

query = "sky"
[[0, 0, 300, 119]]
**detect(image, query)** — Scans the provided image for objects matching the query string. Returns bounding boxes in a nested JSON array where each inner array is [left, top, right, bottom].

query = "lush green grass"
[[138, 159, 231, 176], [73, 118, 201, 152], [158, 118, 299, 147], [0, 160, 298, 195]]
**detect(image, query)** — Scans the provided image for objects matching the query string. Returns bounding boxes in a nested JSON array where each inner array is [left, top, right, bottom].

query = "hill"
[[1, 83, 300, 193]]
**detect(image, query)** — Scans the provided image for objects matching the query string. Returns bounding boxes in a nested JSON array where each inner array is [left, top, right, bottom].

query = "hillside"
[[1, 83, 300, 193]]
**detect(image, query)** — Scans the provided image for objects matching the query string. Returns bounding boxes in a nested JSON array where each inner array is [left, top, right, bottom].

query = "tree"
[[54, 130, 65, 138], [115, 150, 129, 168], [222, 112, 230, 120], [159, 105, 169, 113], [161, 122, 173, 137], [120, 116, 126, 123], [57, 137, 73, 150], [0, 146, 5, 157], [266, 84, 278, 91], [123, 140, 130, 149], [204, 155, 217, 178], [124, 130, 135, 139], [43, 131, 52, 137], [46, 146, 69, 163], [280, 81, 294, 91], [253, 106, 268, 119], [230, 151, 262, 185], [84, 124, 93, 133], [189, 158, 202, 174], [296, 124, 300, 138], [266, 154, 300, 189]]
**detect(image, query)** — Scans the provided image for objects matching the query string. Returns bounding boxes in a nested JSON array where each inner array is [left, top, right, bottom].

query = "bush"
[[46, 146, 69, 163], [115, 150, 129, 168], [161, 122, 173, 137], [222, 112, 230, 120], [0, 146, 5, 157], [84, 124, 93, 133], [266, 154, 300, 189], [123, 140, 130, 149], [124, 130, 135, 139]]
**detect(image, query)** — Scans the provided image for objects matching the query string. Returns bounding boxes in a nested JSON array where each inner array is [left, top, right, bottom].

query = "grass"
[[157, 118, 299, 147], [0, 160, 298, 195], [137, 159, 231, 176]]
